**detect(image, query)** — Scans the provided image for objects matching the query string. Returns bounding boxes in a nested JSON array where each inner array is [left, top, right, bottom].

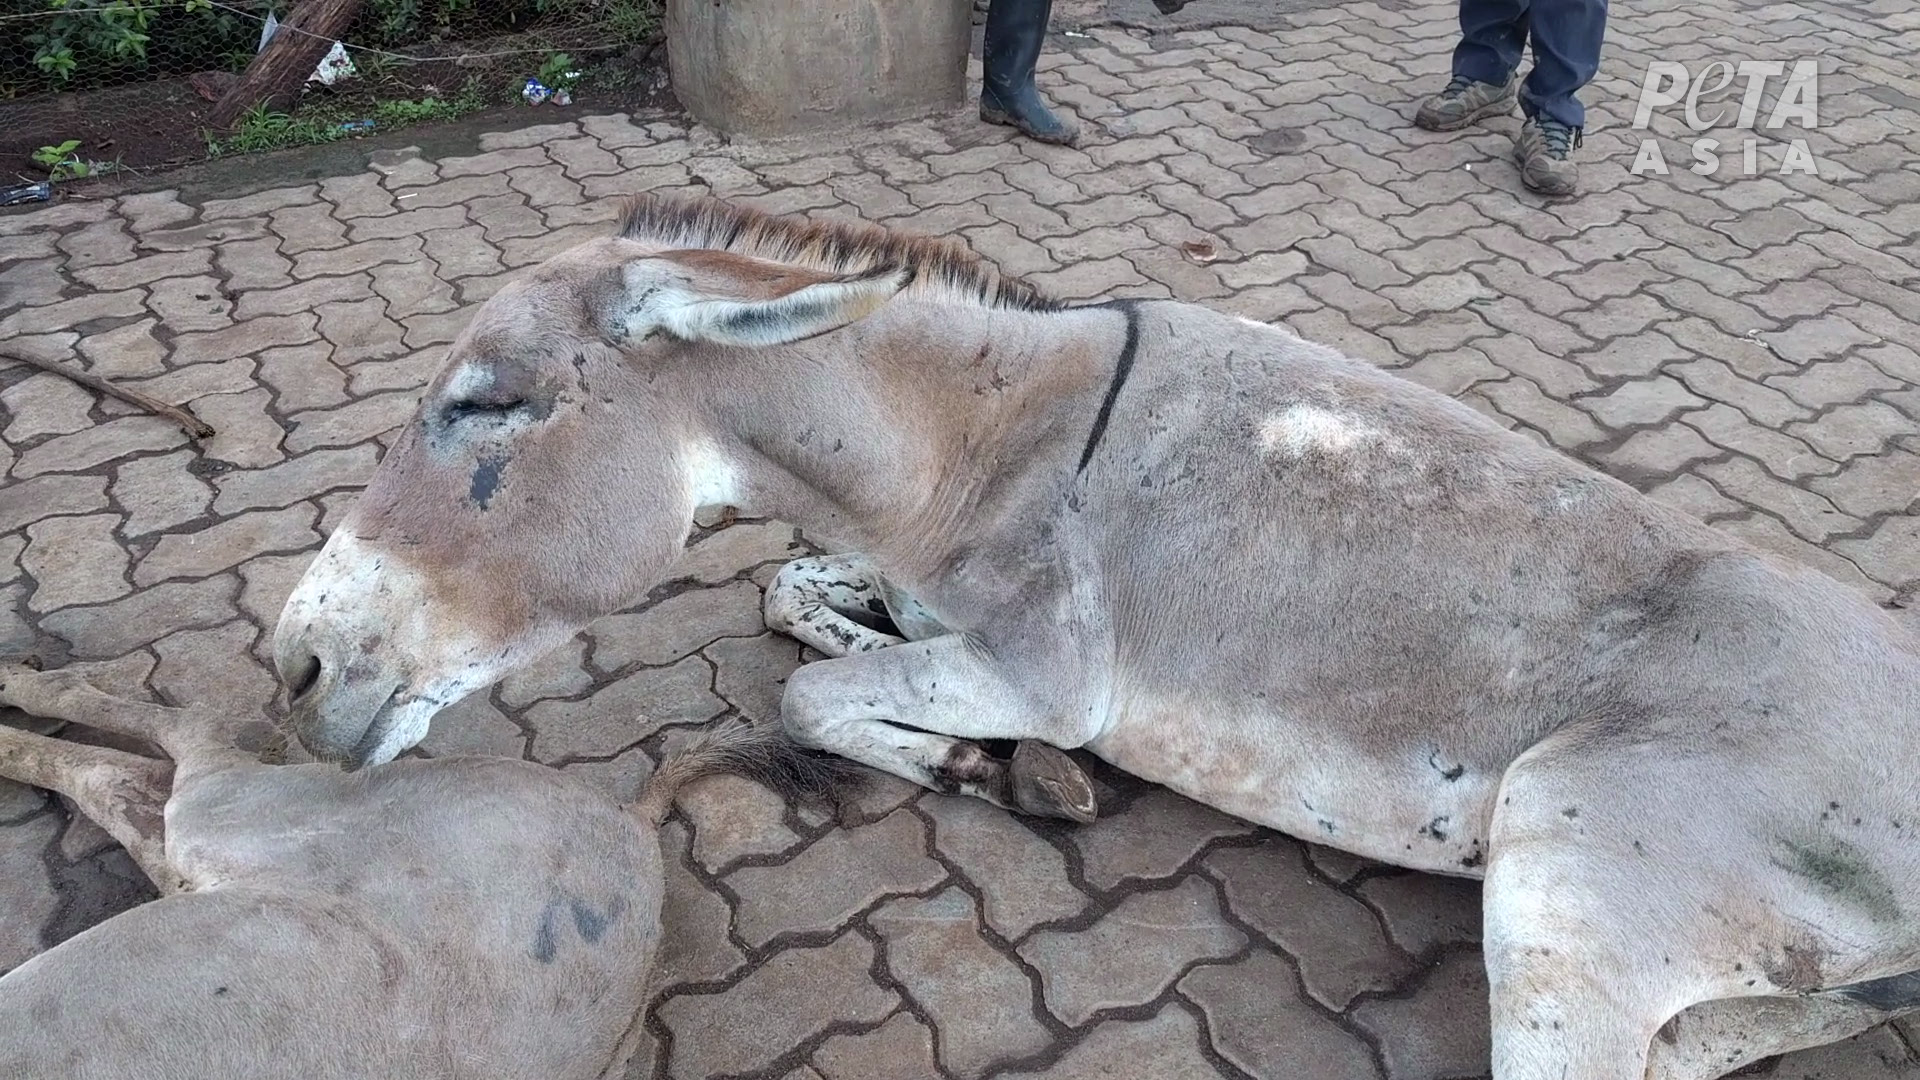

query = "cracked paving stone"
[[1180, 950, 1380, 1080], [417, 691, 526, 760], [810, 1011, 941, 1080], [671, 521, 806, 584], [1835, 516, 1920, 591], [1019, 876, 1246, 1026], [525, 656, 723, 762], [151, 620, 275, 717], [236, 553, 314, 630], [283, 392, 420, 453], [871, 888, 1054, 1078], [590, 581, 767, 671], [0, 812, 62, 974], [1356, 872, 1484, 956], [655, 932, 897, 1080], [922, 794, 1086, 939], [500, 635, 593, 707], [999, 1002, 1225, 1080], [1596, 424, 1721, 479], [23, 514, 130, 613], [706, 633, 800, 723], [673, 764, 802, 873], [648, 820, 745, 990], [75, 319, 168, 380], [1791, 401, 1913, 460], [1577, 376, 1706, 429], [0, 475, 109, 535], [1205, 837, 1413, 1009], [1351, 950, 1492, 1080], [2, 374, 96, 442], [213, 446, 378, 515], [13, 417, 188, 480], [1071, 787, 1256, 890], [727, 808, 946, 947], [1809, 449, 1920, 519], [133, 505, 321, 587], [40, 575, 239, 659], [196, 388, 287, 469]]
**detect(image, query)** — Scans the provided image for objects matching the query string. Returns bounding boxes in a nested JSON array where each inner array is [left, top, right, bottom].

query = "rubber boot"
[[980, 0, 1079, 146]]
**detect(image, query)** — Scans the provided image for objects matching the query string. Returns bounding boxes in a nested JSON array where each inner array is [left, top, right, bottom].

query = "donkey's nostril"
[[287, 654, 323, 703]]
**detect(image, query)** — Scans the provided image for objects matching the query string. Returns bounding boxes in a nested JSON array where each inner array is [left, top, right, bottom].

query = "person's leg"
[[1415, 0, 1528, 131], [1512, 0, 1607, 194], [981, 0, 1079, 146], [1518, 0, 1606, 129]]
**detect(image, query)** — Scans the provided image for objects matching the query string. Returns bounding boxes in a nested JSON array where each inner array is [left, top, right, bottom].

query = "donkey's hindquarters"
[[0, 660, 831, 1080]]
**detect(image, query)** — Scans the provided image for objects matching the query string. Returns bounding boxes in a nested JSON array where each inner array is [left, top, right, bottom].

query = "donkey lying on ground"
[[0, 657, 833, 1079], [272, 192, 1920, 1080]]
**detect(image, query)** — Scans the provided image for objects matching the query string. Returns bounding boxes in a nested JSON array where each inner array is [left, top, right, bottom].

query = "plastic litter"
[[550, 87, 572, 106], [0, 181, 53, 206], [338, 119, 376, 134], [309, 42, 357, 86], [522, 78, 551, 105]]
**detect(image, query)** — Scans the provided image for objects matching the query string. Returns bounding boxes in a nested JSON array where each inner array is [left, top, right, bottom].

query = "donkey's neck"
[[704, 300, 1131, 573]]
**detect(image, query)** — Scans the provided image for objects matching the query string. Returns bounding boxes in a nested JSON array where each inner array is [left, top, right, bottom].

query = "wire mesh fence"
[[0, 0, 665, 173]]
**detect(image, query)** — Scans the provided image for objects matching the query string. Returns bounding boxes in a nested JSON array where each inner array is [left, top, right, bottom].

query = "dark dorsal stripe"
[[1076, 301, 1142, 475]]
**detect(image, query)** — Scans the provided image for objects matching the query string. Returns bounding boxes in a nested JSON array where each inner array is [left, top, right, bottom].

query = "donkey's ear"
[[620, 252, 910, 348]]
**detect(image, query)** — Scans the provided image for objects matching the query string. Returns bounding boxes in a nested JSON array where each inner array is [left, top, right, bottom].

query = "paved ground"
[[3, 0, 1919, 1075]]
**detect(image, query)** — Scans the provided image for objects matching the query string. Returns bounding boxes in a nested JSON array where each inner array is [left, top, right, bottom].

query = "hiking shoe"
[[1414, 73, 1519, 131], [1515, 113, 1583, 195]]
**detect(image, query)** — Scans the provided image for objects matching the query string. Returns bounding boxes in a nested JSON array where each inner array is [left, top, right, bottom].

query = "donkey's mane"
[[616, 192, 1062, 313]]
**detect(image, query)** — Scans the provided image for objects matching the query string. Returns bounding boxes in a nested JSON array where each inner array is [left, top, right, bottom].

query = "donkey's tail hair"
[[630, 720, 869, 826]]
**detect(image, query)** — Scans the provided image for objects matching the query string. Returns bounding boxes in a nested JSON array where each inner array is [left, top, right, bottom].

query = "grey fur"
[[272, 195, 1920, 1080], [0, 659, 784, 1079]]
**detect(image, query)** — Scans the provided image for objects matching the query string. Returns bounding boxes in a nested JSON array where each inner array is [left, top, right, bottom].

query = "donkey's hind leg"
[[1648, 991, 1914, 1080], [0, 723, 179, 893]]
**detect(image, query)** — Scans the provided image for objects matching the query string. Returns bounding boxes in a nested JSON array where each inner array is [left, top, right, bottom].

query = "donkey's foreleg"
[[763, 554, 906, 657], [0, 724, 181, 893], [0, 661, 241, 780], [780, 634, 1098, 821]]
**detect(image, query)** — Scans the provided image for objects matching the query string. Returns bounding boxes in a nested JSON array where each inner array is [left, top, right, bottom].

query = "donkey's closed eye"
[[442, 398, 528, 425]]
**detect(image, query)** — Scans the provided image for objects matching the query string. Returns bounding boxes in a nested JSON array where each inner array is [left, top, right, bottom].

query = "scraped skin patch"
[[1258, 404, 1386, 457]]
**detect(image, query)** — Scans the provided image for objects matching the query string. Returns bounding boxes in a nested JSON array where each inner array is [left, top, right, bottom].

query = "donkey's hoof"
[[1009, 741, 1098, 823]]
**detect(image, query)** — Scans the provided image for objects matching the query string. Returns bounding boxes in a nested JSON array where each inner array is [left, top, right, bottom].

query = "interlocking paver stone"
[[24, 514, 130, 612], [1072, 787, 1256, 890], [871, 889, 1054, 1077], [524, 657, 722, 761], [923, 794, 1086, 939], [998, 1003, 1225, 1080], [134, 505, 319, 586], [656, 932, 898, 1080], [39, 574, 239, 659], [1020, 876, 1246, 1025], [729, 809, 946, 946], [1181, 951, 1380, 1080], [1207, 839, 1412, 1009]]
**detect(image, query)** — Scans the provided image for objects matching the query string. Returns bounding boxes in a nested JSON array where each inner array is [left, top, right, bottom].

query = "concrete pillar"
[[666, 0, 975, 138]]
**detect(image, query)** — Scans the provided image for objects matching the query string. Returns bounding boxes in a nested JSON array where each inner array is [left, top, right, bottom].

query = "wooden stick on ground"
[[1, 350, 215, 439]]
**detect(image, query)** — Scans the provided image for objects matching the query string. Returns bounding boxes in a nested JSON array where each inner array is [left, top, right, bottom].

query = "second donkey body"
[[0, 658, 833, 1080]]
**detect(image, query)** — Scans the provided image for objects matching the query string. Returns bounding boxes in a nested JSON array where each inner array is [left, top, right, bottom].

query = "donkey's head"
[[274, 193, 1049, 767]]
